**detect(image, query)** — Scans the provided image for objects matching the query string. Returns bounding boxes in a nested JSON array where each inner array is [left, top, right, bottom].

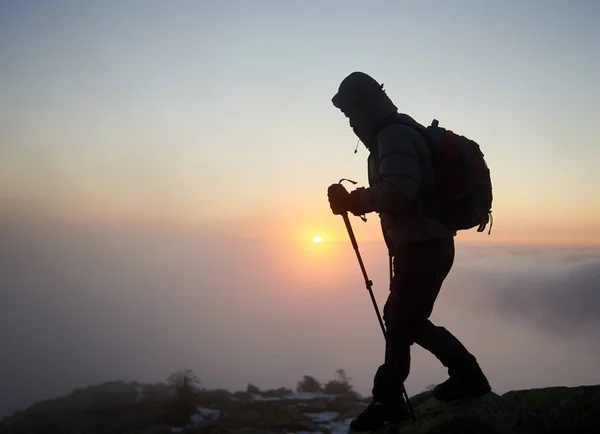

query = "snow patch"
[[283, 392, 338, 400], [251, 394, 282, 401], [171, 407, 220, 432], [251, 391, 338, 401], [192, 407, 221, 423], [306, 411, 340, 423], [292, 432, 325, 434], [135, 386, 145, 402], [322, 418, 354, 434]]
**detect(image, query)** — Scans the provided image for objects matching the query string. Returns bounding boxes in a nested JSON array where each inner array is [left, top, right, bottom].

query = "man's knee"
[[384, 284, 436, 327], [385, 314, 422, 348]]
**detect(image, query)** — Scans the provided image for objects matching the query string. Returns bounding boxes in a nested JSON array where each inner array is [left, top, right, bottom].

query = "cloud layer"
[[1, 217, 599, 418]]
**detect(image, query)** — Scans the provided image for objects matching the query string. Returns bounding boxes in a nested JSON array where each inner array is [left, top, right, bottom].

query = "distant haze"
[[1, 215, 599, 417]]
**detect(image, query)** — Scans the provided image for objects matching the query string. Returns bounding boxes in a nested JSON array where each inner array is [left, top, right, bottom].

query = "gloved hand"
[[327, 184, 364, 216]]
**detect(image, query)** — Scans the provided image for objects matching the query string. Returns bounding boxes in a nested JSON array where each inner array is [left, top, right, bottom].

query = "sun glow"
[[313, 236, 323, 243]]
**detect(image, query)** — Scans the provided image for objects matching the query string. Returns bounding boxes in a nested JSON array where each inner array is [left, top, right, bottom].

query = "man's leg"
[[414, 319, 480, 377], [369, 236, 491, 404], [406, 237, 491, 401], [414, 319, 491, 401], [350, 237, 452, 433], [380, 236, 457, 389]]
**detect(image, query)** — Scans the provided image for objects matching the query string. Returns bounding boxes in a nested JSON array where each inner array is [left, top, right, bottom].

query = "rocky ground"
[[1, 381, 599, 434]]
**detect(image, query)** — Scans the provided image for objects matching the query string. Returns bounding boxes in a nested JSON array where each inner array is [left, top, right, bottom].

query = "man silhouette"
[[327, 72, 491, 433]]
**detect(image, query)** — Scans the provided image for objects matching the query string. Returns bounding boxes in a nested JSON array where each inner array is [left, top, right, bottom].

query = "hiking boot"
[[433, 371, 491, 402], [349, 400, 410, 433]]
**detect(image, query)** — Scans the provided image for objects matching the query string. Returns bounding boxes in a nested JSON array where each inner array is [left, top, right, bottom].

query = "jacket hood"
[[332, 72, 399, 146]]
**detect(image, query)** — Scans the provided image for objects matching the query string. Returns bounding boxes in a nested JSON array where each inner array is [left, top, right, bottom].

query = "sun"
[[313, 236, 323, 243]]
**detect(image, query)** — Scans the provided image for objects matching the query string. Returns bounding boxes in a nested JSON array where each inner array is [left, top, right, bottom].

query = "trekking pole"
[[340, 211, 386, 336], [336, 179, 416, 422]]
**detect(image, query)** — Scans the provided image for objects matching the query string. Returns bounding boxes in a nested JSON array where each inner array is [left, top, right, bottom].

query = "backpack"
[[410, 119, 494, 234]]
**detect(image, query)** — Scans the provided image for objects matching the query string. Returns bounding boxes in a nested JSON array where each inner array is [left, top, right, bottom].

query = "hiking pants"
[[372, 236, 480, 403]]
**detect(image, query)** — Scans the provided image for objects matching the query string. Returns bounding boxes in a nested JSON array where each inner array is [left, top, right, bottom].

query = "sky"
[[1, 0, 599, 418]]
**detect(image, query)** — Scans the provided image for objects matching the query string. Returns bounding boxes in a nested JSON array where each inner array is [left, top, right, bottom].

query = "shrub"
[[296, 375, 322, 393], [246, 384, 261, 395], [323, 369, 354, 395], [165, 369, 201, 425]]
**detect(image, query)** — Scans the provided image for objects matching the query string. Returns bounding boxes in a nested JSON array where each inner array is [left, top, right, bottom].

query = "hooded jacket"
[[332, 72, 455, 248]]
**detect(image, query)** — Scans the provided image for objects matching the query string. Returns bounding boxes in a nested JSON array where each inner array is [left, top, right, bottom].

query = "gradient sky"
[[1, 0, 600, 419], [1, 0, 598, 245]]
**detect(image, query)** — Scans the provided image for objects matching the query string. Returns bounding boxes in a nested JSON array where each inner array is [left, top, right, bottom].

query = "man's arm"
[[357, 124, 422, 214]]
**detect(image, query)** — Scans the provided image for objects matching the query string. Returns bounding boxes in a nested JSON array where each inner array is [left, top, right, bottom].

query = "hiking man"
[[327, 72, 491, 432]]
